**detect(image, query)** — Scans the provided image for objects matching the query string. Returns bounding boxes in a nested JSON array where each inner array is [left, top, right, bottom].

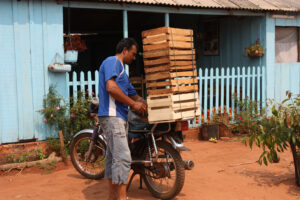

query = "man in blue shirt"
[[98, 38, 147, 200]]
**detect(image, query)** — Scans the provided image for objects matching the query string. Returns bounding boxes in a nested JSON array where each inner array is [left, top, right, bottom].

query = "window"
[[203, 21, 219, 56], [275, 27, 299, 63]]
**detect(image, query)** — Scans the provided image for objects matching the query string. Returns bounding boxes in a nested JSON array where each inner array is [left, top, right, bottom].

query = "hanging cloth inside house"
[[275, 27, 298, 63]]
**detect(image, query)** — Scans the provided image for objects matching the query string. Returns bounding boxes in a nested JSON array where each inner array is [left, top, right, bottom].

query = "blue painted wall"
[[265, 14, 300, 102], [198, 16, 266, 68], [0, 0, 65, 144]]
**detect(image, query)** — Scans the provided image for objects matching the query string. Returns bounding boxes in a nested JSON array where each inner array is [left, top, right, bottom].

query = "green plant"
[[67, 91, 94, 136], [237, 92, 300, 186], [18, 152, 30, 163], [6, 154, 17, 163], [36, 161, 57, 174], [39, 86, 94, 157], [35, 147, 46, 160], [38, 85, 68, 131], [245, 39, 264, 58], [47, 137, 61, 156]]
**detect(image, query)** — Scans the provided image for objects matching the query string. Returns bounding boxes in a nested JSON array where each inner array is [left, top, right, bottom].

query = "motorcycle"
[[70, 99, 194, 200]]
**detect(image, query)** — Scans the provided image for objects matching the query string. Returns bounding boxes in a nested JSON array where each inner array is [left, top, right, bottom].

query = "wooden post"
[[58, 130, 67, 164]]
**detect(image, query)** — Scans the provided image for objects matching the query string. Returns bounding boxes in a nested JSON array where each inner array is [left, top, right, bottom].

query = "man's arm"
[[130, 95, 147, 105], [106, 78, 147, 113]]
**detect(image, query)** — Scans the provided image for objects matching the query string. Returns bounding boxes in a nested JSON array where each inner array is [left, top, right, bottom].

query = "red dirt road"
[[1, 139, 299, 200]]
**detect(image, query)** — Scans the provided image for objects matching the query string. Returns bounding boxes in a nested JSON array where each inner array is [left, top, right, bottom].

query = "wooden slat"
[[143, 41, 193, 52], [170, 60, 193, 66], [146, 78, 198, 88], [148, 92, 198, 103], [169, 70, 197, 78], [146, 70, 197, 81], [144, 54, 195, 62], [144, 55, 196, 67], [172, 85, 198, 93], [142, 27, 193, 38], [173, 109, 200, 120], [147, 88, 172, 95], [173, 101, 200, 110], [143, 34, 192, 45], [146, 80, 171, 88], [147, 85, 198, 95], [143, 49, 195, 59], [143, 42, 169, 51], [170, 78, 198, 85], [144, 65, 196, 74], [148, 109, 200, 123], [144, 64, 170, 73], [146, 71, 171, 81], [144, 57, 170, 66], [169, 54, 196, 60]]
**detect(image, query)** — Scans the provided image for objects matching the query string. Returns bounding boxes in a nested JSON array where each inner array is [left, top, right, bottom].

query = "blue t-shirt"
[[98, 56, 137, 120]]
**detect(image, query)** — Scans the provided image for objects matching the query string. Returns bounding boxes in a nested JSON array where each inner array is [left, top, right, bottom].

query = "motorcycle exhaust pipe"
[[184, 160, 194, 170]]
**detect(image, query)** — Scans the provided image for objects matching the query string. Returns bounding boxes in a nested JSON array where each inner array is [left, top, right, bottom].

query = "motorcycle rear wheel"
[[143, 141, 185, 200], [70, 132, 106, 179]]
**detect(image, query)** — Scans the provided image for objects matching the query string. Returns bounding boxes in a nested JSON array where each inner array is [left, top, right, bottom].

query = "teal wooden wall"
[[198, 16, 266, 68], [265, 14, 300, 102], [0, 0, 65, 144]]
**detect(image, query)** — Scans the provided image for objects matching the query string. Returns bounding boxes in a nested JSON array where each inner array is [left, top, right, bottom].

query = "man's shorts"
[[99, 116, 131, 185]]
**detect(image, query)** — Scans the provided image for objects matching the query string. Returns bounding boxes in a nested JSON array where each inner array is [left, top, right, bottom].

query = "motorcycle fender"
[[167, 136, 191, 152], [73, 129, 94, 138], [73, 129, 107, 146]]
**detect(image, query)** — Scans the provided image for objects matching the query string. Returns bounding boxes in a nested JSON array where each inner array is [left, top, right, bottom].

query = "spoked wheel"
[[143, 141, 185, 200], [70, 132, 106, 179]]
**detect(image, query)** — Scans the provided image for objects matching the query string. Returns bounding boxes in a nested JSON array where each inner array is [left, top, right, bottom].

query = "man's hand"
[[131, 101, 147, 114]]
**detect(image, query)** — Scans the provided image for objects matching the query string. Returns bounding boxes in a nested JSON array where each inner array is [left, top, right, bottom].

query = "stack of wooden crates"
[[142, 27, 200, 123]]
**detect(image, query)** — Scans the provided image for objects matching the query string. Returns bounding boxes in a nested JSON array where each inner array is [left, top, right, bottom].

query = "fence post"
[[231, 67, 235, 119], [252, 67, 256, 102], [237, 66, 240, 113], [262, 66, 266, 108], [204, 68, 208, 123], [257, 67, 261, 112], [198, 68, 202, 126], [72, 71, 78, 101], [221, 68, 225, 114], [242, 67, 246, 100], [247, 67, 251, 98], [80, 71, 85, 93], [215, 68, 219, 114], [209, 68, 214, 120], [66, 73, 70, 104], [87, 71, 92, 96], [95, 70, 99, 98], [226, 68, 230, 114]]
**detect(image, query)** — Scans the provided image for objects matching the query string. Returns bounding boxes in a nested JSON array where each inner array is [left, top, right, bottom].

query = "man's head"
[[116, 38, 138, 64]]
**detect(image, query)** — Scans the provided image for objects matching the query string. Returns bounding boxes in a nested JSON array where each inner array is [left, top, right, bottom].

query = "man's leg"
[[117, 184, 127, 200], [99, 117, 116, 200], [110, 117, 131, 200], [107, 179, 118, 200]]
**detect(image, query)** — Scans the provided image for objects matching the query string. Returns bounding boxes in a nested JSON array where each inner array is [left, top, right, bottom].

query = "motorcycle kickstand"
[[126, 172, 143, 191]]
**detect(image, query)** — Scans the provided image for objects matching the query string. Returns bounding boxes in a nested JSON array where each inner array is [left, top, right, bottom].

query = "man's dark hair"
[[116, 38, 138, 54]]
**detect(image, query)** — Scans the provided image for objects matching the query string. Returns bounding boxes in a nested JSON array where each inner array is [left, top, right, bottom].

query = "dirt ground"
[[1, 138, 300, 200]]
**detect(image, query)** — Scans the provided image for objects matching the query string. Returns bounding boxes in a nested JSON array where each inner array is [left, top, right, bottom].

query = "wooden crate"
[[147, 92, 200, 123], [142, 27, 197, 96]]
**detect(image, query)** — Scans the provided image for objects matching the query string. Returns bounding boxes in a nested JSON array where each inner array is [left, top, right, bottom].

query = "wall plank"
[[0, 0, 19, 143], [0, 0, 64, 144]]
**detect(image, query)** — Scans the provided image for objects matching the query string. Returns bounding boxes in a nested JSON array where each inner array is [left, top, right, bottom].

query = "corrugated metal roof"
[[105, 0, 300, 12]]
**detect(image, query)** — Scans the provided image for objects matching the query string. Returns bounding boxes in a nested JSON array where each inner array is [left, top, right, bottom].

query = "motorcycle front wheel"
[[70, 132, 106, 179], [143, 141, 185, 200]]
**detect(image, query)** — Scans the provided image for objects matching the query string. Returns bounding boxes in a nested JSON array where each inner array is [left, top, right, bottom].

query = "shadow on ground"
[[240, 169, 300, 196]]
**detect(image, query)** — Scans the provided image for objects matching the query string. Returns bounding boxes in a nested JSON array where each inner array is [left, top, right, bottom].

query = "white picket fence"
[[66, 66, 266, 127]]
